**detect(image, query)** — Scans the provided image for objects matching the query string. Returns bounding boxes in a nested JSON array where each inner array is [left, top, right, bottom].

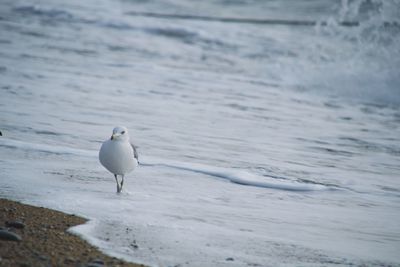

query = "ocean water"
[[1, 0, 400, 266]]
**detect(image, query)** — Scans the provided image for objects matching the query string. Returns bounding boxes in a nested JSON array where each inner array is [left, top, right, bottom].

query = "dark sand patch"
[[0, 198, 145, 267]]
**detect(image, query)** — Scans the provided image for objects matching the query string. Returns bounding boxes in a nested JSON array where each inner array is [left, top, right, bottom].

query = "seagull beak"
[[111, 133, 121, 140]]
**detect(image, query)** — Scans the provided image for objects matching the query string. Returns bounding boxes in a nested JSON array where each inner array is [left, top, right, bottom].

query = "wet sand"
[[0, 198, 145, 267]]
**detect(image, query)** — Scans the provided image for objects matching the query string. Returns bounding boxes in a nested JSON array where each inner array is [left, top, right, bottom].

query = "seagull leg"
[[114, 174, 121, 193], [120, 175, 124, 192]]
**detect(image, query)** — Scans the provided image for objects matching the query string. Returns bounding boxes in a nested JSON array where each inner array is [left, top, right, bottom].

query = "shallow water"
[[1, 0, 400, 266]]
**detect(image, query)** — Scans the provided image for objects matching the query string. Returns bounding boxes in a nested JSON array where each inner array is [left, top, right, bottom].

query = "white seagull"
[[99, 126, 139, 193]]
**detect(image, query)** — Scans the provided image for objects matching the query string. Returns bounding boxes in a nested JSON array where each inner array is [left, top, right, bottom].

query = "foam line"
[[0, 138, 97, 157], [126, 11, 360, 27], [0, 138, 329, 191], [142, 160, 329, 192]]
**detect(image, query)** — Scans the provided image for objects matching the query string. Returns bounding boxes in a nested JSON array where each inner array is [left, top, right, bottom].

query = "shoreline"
[[0, 198, 145, 267]]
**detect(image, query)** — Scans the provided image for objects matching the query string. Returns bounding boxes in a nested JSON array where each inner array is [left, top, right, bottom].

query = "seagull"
[[99, 126, 139, 193]]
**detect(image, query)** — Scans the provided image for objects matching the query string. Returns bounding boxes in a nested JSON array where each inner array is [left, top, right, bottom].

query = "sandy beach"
[[0, 198, 144, 267]]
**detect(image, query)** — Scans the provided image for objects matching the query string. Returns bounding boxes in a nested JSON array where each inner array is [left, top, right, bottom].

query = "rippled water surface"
[[1, 0, 400, 266]]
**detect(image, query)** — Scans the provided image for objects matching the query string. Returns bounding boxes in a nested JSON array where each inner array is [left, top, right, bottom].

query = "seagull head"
[[111, 126, 129, 141]]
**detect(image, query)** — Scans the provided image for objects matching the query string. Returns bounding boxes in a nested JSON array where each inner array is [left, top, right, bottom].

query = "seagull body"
[[99, 126, 138, 193]]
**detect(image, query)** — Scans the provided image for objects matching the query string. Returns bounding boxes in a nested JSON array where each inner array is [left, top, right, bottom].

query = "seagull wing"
[[131, 143, 139, 163]]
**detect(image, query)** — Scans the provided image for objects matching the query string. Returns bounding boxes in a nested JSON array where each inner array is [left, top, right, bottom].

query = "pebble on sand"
[[0, 229, 22, 241], [87, 258, 105, 267], [5, 220, 25, 229]]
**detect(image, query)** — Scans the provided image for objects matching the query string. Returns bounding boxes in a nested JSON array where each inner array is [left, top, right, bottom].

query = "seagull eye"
[[121, 131, 125, 134]]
